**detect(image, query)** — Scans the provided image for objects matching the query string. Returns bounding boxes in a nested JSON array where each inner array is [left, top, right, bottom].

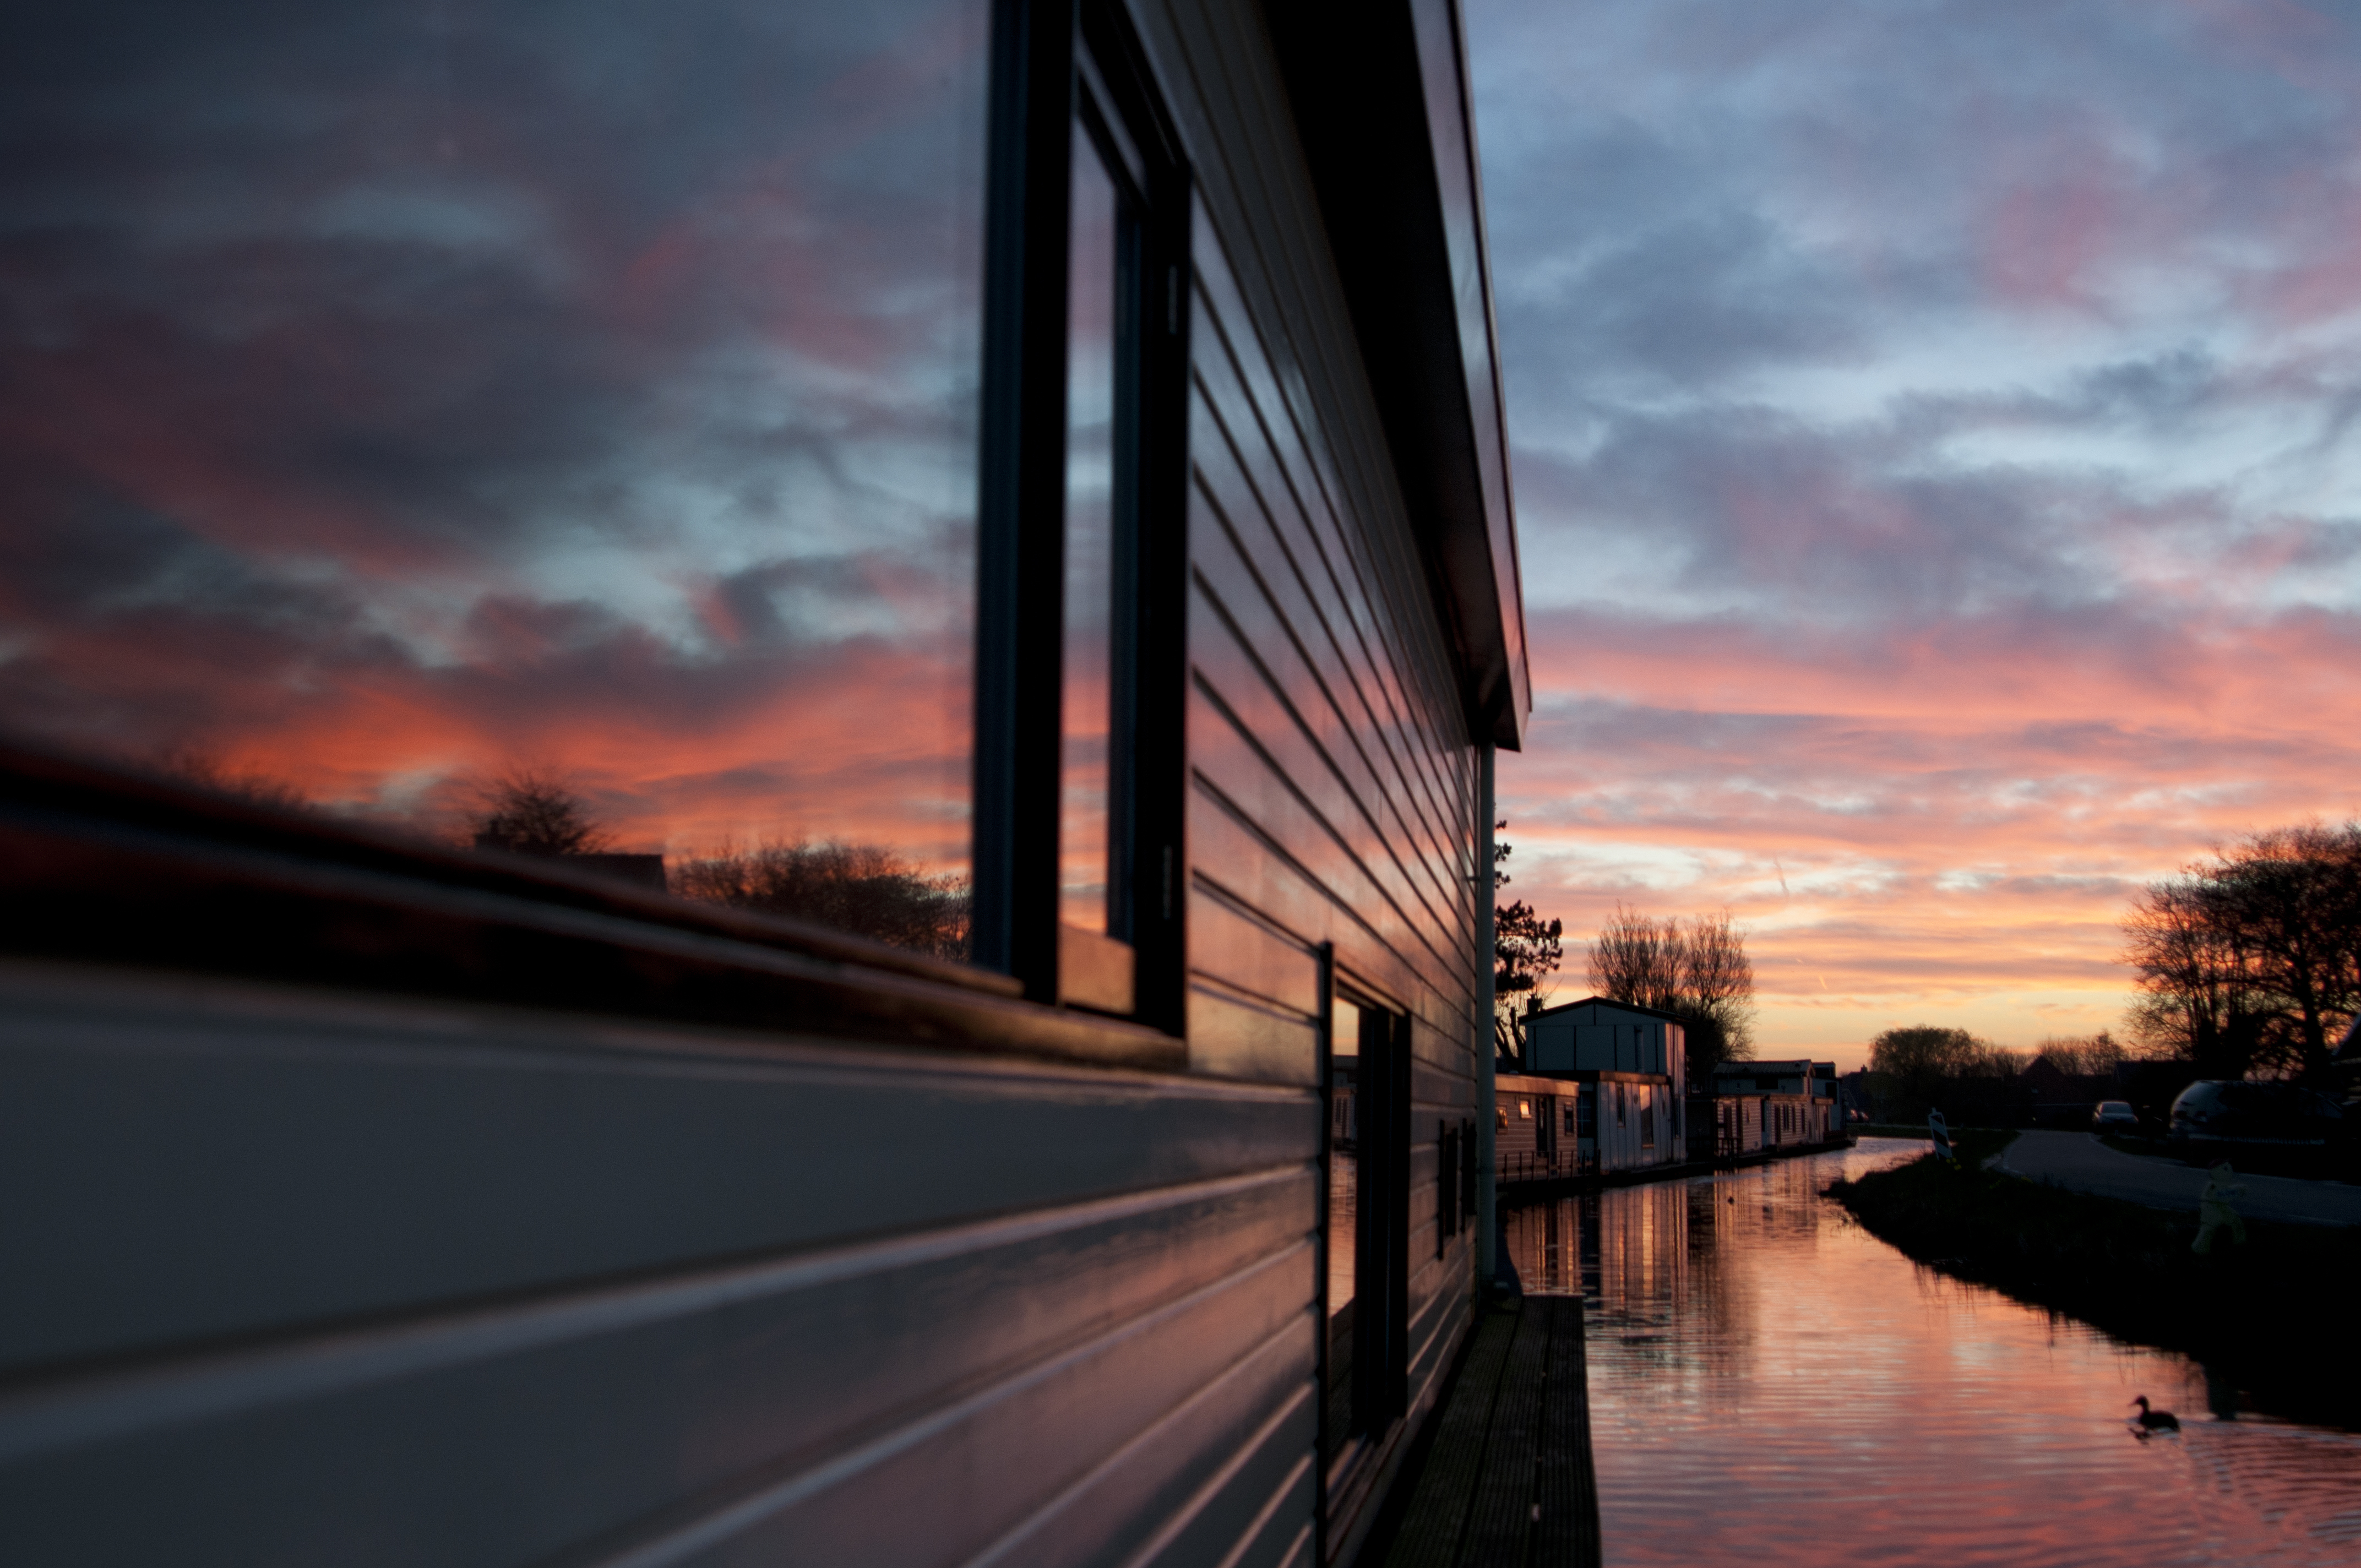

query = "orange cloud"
[[1499, 603, 2361, 1069]]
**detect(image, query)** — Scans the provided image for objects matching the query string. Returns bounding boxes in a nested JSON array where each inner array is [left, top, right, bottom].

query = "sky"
[[10, 1, 2360, 1049], [1467, 0, 2361, 1071]]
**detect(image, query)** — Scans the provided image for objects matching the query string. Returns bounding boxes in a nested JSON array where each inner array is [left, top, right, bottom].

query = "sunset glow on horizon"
[[13, 0, 2361, 1044], [1470, 0, 2361, 1071]]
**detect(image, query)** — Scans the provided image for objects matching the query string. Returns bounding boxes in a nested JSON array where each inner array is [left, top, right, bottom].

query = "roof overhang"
[[1265, 0, 1531, 749], [1532, 996, 1690, 1026]]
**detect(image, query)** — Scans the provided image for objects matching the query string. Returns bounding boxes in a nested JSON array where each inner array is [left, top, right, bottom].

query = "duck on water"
[[2131, 1396, 2180, 1433]]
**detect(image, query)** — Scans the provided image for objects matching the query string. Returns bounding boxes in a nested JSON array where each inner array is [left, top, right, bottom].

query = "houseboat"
[[1495, 1071, 1584, 1183], [1709, 1060, 1842, 1155], [1519, 997, 1690, 1171], [0, 0, 1527, 1562]]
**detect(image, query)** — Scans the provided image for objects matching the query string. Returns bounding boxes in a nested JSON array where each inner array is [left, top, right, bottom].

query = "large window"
[[1, 1, 991, 952], [3, 1, 1193, 1002], [971, 0, 1189, 1020]]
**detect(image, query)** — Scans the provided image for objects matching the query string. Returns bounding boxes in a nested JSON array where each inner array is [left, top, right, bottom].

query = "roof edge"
[[1264, 0, 1530, 749], [1530, 995, 1695, 1026]]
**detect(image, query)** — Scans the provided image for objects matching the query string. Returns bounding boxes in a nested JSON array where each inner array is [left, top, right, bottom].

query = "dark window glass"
[[1437, 1120, 1458, 1248], [0, 0, 990, 957]]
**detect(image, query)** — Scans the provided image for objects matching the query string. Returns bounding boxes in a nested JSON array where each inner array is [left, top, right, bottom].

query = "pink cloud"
[[1497, 599, 2361, 1059]]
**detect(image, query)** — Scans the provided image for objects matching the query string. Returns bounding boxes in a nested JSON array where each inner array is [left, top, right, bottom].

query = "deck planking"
[[1374, 1295, 1601, 1568]]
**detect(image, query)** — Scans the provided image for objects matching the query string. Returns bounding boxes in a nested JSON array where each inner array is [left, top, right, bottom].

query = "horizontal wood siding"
[[1131, 0, 1484, 1554], [0, 964, 1321, 1567], [0, 3, 1490, 1562]]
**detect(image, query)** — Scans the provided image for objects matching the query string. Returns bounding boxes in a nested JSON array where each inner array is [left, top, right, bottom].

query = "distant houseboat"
[[1520, 997, 1690, 1171], [1496, 1071, 1584, 1183], [1709, 1060, 1842, 1155], [0, 0, 1528, 1561]]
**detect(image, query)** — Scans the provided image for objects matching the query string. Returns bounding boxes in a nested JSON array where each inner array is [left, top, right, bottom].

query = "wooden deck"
[[1372, 1295, 1601, 1568]]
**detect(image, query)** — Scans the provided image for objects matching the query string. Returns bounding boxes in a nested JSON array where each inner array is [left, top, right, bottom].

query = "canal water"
[[1500, 1137, 2361, 1567]]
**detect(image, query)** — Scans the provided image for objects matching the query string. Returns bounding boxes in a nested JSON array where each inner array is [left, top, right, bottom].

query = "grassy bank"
[[1828, 1136, 2361, 1429]]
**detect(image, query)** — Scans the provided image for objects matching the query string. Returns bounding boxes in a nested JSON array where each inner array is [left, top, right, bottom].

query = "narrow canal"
[[1500, 1138, 2361, 1566]]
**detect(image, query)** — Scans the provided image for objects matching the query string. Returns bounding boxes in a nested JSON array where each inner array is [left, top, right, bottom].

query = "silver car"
[[2092, 1100, 2140, 1131]]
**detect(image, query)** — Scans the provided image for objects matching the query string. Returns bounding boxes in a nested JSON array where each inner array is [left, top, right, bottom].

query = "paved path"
[[1995, 1130, 2361, 1227]]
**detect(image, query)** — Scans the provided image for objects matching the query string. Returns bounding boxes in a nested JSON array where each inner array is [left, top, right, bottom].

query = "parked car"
[[2168, 1080, 2345, 1153], [2092, 1100, 2140, 1131]]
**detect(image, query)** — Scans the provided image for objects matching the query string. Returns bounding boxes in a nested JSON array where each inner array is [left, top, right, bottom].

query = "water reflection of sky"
[[1503, 1140, 2361, 1566]]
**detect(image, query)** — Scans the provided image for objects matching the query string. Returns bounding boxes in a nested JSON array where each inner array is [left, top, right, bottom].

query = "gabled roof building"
[[1519, 997, 1690, 1170]]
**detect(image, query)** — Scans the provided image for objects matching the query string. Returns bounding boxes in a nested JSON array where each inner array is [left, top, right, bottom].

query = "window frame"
[[971, 0, 1193, 1030], [0, 743, 1186, 1071], [0, 0, 1202, 1072]]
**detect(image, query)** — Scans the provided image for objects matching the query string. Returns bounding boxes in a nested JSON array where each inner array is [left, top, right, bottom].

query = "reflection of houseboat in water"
[[0, 0, 1528, 1561]]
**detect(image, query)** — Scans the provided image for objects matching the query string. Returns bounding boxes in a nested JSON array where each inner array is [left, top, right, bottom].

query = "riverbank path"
[[1995, 1130, 2361, 1226]]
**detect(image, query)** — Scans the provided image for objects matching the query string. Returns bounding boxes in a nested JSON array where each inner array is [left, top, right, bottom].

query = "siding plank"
[[0, 968, 1312, 1373]]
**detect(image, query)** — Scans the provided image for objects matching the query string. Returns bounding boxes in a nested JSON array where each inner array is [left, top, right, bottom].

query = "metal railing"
[[1497, 1148, 1601, 1185]]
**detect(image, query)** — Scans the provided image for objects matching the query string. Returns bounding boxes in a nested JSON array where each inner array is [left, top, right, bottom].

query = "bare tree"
[[2122, 823, 2360, 1081], [2030, 1031, 2126, 1078], [2208, 824, 2361, 1079], [2122, 871, 2267, 1077], [1587, 904, 1758, 1090], [1586, 904, 1686, 1014], [673, 839, 970, 961], [469, 766, 610, 857], [1679, 909, 1756, 1076]]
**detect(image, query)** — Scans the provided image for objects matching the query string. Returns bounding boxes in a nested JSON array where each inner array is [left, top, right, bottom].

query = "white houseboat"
[[1710, 1060, 1842, 1153], [1520, 997, 1690, 1172]]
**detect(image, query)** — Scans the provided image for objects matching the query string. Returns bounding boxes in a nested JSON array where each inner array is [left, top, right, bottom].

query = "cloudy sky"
[[1466, 0, 2361, 1068]]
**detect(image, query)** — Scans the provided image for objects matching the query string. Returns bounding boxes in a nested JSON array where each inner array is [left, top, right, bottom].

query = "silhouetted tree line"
[[1586, 903, 1756, 1092], [1864, 1026, 2148, 1126], [465, 769, 970, 960], [2121, 822, 2360, 1084], [2025, 1031, 2126, 1079], [1864, 1025, 2022, 1123], [470, 766, 611, 856], [672, 840, 970, 961], [155, 748, 309, 812]]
